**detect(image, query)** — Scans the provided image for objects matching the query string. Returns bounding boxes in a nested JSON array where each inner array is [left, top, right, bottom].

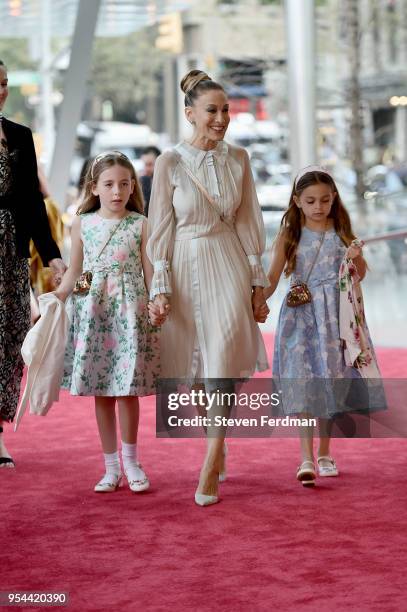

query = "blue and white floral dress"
[[273, 226, 382, 418]]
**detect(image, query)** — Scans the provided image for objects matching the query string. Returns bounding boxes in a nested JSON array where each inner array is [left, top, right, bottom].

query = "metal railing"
[[362, 229, 407, 244]]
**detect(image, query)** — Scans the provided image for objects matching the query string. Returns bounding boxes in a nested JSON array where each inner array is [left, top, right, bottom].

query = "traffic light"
[[20, 83, 39, 97], [8, 0, 22, 16], [155, 13, 183, 54]]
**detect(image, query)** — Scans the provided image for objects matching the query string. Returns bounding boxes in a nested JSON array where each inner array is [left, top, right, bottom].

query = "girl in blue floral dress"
[[56, 152, 160, 494], [265, 166, 381, 487]]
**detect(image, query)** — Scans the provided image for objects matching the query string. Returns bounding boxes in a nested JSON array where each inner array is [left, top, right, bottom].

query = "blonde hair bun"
[[180, 69, 212, 94]]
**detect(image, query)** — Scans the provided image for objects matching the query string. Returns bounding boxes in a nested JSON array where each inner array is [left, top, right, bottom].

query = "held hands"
[[148, 294, 171, 326], [49, 258, 67, 286], [252, 287, 269, 323], [263, 286, 272, 301]]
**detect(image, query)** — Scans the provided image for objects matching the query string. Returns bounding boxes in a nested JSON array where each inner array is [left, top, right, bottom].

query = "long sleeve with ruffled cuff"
[[234, 150, 268, 287], [146, 152, 177, 299]]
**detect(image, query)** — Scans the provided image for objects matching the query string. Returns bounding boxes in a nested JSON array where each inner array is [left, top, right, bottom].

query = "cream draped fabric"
[[147, 140, 269, 379]]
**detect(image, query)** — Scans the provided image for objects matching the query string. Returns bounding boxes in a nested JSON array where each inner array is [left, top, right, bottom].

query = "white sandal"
[[125, 463, 150, 493], [317, 456, 339, 477], [94, 472, 122, 493], [297, 460, 316, 487]]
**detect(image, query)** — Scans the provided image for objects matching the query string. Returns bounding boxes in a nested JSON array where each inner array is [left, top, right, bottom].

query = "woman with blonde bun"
[[147, 69, 269, 506]]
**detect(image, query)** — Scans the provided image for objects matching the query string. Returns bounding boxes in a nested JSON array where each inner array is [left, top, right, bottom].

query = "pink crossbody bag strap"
[[180, 161, 222, 215], [95, 215, 127, 261]]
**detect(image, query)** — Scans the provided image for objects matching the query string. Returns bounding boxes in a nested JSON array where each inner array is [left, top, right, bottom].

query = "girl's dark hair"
[[180, 69, 225, 107], [280, 171, 356, 277], [77, 151, 144, 215], [0, 60, 6, 69]]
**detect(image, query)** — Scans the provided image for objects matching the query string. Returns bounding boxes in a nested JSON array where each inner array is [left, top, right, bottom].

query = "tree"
[[0, 39, 36, 71], [345, 0, 366, 207], [88, 28, 164, 122], [0, 39, 37, 124]]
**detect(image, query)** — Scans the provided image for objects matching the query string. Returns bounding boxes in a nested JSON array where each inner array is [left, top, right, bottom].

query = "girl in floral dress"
[[56, 152, 160, 494], [265, 166, 382, 487]]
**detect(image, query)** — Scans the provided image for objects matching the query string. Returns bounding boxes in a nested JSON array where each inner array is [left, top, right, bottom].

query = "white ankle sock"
[[104, 451, 121, 476], [121, 442, 137, 471]]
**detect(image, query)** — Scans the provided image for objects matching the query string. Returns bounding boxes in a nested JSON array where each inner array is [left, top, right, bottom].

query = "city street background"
[[1, 0, 406, 346]]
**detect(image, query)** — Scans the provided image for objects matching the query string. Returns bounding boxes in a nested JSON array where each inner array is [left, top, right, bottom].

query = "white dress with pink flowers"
[[62, 211, 160, 396]]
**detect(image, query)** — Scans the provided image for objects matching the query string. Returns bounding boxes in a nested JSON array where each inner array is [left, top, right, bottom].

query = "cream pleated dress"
[[147, 141, 269, 379]]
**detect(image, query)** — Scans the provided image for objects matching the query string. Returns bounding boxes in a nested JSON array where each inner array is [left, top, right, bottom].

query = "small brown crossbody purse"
[[73, 216, 126, 296], [286, 230, 326, 308], [72, 270, 93, 296]]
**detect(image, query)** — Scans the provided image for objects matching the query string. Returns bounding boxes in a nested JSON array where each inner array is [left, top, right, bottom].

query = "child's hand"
[[254, 302, 269, 323], [148, 304, 163, 326], [252, 288, 270, 323], [49, 258, 67, 286], [148, 295, 170, 326], [347, 240, 364, 260]]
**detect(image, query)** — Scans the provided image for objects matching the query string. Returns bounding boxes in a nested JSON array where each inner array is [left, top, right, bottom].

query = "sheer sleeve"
[[234, 149, 268, 287], [146, 151, 177, 299]]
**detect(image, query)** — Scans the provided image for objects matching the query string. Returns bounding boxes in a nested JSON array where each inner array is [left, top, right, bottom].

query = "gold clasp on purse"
[[73, 271, 93, 295], [72, 216, 127, 297], [286, 282, 312, 307], [286, 228, 327, 308]]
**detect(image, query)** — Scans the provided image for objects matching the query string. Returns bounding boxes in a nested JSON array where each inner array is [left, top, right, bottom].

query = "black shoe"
[[0, 425, 15, 468]]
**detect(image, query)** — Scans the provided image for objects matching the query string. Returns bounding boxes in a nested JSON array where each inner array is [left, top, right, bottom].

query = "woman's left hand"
[[252, 287, 270, 323], [49, 258, 67, 286]]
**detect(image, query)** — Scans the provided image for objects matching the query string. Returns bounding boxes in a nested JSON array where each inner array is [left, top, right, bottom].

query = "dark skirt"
[[0, 210, 30, 422]]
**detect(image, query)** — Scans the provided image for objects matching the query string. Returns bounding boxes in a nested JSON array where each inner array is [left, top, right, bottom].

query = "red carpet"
[[1, 334, 406, 612]]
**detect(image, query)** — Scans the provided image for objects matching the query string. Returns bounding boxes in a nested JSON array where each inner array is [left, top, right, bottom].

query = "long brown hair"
[[77, 151, 144, 215], [280, 171, 356, 277]]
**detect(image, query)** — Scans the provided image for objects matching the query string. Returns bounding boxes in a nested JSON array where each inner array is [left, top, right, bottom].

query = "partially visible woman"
[[0, 59, 66, 467], [147, 69, 269, 505]]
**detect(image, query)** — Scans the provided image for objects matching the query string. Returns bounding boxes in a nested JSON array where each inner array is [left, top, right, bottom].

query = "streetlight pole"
[[49, 0, 101, 207], [285, 0, 316, 175], [40, 0, 55, 172]]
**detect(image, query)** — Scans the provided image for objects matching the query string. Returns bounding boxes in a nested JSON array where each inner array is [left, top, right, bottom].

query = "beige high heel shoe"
[[194, 492, 219, 506], [195, 463, 220, 506]]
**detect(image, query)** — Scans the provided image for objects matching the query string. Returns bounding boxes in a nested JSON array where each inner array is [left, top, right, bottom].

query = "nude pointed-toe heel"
[[194, 492, 219, 506]]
